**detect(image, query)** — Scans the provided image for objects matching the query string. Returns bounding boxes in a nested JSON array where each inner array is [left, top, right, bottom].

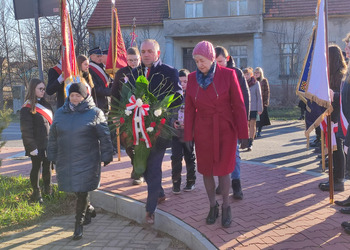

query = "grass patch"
[[0, 175, 75, 233], [269, 106, 301, 120]]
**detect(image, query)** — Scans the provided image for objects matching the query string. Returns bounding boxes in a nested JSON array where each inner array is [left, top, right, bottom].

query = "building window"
[[185, 0, 203, 18], [228, 0, 248, 16], [280, 43, 298, 76], [229, 45, 247, 69]]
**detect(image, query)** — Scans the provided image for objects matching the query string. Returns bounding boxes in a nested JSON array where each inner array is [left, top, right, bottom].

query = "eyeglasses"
[[37, 87, 46, 92], [127, 59, 139, 62]]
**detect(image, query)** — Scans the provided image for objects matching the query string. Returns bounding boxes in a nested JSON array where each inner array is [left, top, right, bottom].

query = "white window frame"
[[185, 0, 203, 18], [228, 0, 248, 16], [229, 45, 248, 69]]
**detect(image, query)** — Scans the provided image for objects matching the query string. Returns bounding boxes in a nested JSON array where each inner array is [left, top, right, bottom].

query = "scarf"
[[196, 62, 216, 90], [248, 76, 257, 88], [69, 102, 78, 112]]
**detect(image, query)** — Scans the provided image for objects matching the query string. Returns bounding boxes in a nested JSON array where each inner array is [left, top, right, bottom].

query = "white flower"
[[146, 127, 154, 132], [134, 117, 141, 122], [136, 98, 143, 107], [125, 110, 132, 116], [154, 109, 162, 117]]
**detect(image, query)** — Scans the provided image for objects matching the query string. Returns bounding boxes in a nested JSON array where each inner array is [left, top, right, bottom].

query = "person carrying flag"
[[46, 47, 65, 109], [89, 47, 112, 113]]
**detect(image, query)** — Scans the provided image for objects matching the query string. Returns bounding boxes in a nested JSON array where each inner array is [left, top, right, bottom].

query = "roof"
[[264, 0, 350, 18], [86, 0, 169, 29]]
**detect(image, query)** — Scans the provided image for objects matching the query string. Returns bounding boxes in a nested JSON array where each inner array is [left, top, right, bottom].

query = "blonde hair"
[[254, 67, 265, 80]]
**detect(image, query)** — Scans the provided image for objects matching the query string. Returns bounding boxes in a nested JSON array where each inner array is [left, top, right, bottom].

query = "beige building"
[[87, 0, 350, 104]]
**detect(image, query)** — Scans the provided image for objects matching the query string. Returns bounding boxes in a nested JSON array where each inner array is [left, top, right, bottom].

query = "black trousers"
[[30, 156, 51, 190], [333, 137, 345, 181], [75, 192, 88, 224], [171, 136, 196, 184]]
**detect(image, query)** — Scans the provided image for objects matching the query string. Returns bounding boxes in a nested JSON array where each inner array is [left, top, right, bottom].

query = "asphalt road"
[[2, 120, 323, 174]]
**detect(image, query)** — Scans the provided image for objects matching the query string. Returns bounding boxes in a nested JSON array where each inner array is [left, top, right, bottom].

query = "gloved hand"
[[30, 149, 38, 156], [240, 139, 249, 149], [103, 161, 111, 167], [184, 141, 193, 152], [57, 74, 64, 84]]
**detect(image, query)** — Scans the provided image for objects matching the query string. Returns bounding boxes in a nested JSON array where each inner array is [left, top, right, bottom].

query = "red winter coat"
[[184, 65, 248, 176]]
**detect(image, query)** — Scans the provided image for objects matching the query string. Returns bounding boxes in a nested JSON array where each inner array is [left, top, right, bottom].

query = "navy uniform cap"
[[89, 47, 102, 55], [102, 49, 108, 55]]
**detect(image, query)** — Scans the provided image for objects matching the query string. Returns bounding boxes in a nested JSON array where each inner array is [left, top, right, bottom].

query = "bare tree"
[[273, 20, 310, 105], [0, 1, 18, 107], [68, 0, 98, 55]]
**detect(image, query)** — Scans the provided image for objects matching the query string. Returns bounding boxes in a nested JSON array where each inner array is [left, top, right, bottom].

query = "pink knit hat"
[[192, 41, 216, 62]]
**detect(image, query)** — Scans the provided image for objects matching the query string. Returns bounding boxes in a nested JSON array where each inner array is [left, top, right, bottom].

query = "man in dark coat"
[[46, 61, 64, 109], [89, 47, 112, 113], [130, 39, 183, 224]]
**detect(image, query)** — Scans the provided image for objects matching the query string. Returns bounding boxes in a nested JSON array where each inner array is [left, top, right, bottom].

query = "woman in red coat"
[[184, 41, 248, 228]]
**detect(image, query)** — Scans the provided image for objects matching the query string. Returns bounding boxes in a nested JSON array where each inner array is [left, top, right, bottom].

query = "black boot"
[[232, 179, 243, 200], [31, 188, 43, 204], [83, 204, 97, 225], [221, 205, 232, 228], [206, 201, 219, 225], [73, 221, 83, 240], [73, 193, 88, 240], [247, 138, 253, 151], [318, 180, 344, 191]]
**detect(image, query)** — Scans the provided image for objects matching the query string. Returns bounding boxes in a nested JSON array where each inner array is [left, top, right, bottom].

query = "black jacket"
[[342, 82, 350, 146], [130, 59, 183, 108], [111, 65, 133, 106], [227, 62, 250, 119], [89, 61, 112, 112], [47, 96, 113, 192], [20, 98, 53, 158], [47, 67, 65, 109]]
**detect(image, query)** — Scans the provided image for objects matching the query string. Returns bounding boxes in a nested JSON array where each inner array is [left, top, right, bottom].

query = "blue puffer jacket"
[[47, 95, 113, 192]]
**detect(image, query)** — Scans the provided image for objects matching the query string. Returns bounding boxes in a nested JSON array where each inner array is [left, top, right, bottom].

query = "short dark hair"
[[127, 47, 140, 56], [179, 69, 190, 77], [215, 46, 228, 58]]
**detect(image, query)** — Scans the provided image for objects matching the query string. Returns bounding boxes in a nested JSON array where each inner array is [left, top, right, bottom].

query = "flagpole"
[[324, 0, 334, 204]]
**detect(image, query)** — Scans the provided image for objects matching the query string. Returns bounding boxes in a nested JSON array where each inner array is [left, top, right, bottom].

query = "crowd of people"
[[18, 32, 350, 240]]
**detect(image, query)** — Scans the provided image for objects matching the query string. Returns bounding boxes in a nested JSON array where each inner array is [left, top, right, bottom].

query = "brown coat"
[[259, 78, 270, 107]]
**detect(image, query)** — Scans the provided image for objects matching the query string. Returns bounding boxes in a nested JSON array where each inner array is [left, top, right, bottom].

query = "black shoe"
[[31, 189, 43, 204], [206, 201, 219, 225], [232, 179, 243, 200], [73, 222, 83, 240], [344, 227, 350, 235], [319, 182, 344, 191], [83, 205, 97, 225], [221, 205, 232, 228], [341, 221, 350, 229], [172, 181, 181, 194], [184, 181, 195, 192], [340, 208, 350, 214], [335, 197, 350, 207]]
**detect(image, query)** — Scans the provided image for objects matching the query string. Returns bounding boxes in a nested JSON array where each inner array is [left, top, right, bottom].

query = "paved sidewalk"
[[1, 146, 350, 249], [1, 120, 350, 249]]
